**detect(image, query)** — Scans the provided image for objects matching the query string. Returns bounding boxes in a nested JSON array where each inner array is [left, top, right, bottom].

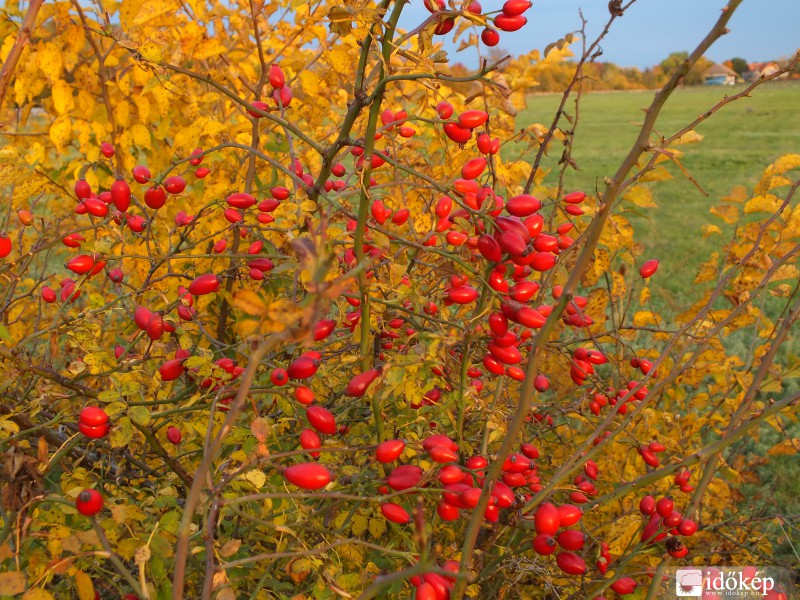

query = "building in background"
[[703, 63, 740, 85]]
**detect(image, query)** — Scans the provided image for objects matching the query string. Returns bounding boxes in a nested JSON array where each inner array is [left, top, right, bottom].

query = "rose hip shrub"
[[0, 0, 798, 599]]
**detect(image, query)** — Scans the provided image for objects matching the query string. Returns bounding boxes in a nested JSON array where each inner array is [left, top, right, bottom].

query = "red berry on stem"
[[284, 463, 331, 490], [166, 426, 182, 445], [640, 259, 659, 278], [481, 28, 500, 47], [76, 489, 103, 516], [188, 273, 220, 296]]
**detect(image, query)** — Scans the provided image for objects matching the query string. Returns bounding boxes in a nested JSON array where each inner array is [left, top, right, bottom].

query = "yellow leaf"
[[769, 264, 799, 282], [702, 224, 722, 238], [744, 193, 784, 215], [671, 130, 704, 145], [298, 70, 320, 96], [232, 290, 267, 316], [640, 285, 650, 304], [0, 571, 26, 595], [368, 517, 386, 539], [326, 47, 352, 75], [243, 469, 266, 489], [767, 438, 800, 456], [22, 589, 55, 600], [49, 115, 72, 151], [36, 42, 62, 83], [633, 310, 660, 327], [74, 570, 94, 600], [133, 95, 150, 122], [120, 0, 176, 28], [694, 252, 719, 284], [83, 351, 115, 375], [114, 101, 131, 129], [129, 123, 151, 149], [769, 153, 800, 175], [52, 80, 74, 114], [351, 515, 368, 536], [709, 204, 739, 224], [193, 38, 226, 60], [611, 272, 626, 298], [623, 185, 657, 208], [139, 40, 163, 63], [722, 185, 748, 204], [637, 167, 672, 184]]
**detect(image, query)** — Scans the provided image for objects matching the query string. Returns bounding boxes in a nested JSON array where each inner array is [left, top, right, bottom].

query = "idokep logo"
[[676, 569, 703, 596], [675, 567, 777, 597]]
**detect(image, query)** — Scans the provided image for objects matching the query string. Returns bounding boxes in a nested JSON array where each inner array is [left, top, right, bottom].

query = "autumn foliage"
[[0, 0, 799, 599]]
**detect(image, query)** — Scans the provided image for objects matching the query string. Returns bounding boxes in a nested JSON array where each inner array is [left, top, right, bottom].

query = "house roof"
[[748, 61, 779, 72], [704, 63, 738, 77]]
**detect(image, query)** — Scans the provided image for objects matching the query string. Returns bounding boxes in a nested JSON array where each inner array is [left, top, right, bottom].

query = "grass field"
[[514, 82, 800, 312]]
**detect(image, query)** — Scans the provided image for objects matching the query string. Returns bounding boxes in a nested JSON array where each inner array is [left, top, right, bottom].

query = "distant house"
[[703, 63, 739, 85], [743, 61, 788, 82]]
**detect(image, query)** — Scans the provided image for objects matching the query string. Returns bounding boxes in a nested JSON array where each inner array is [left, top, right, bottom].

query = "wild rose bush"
[[0, 0, 798, 598]]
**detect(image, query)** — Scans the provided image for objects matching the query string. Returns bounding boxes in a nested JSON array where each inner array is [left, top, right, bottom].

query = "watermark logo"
[[676, 569, 703, 596], [674, 567, 777, 597]]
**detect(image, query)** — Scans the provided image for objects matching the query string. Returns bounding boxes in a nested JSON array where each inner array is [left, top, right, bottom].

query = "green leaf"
[[128, 405, 151, 426]]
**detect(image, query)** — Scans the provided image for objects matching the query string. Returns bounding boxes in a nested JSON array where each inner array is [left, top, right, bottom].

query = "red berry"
[[284, 463, 331, 490], [375, 439, 405, 463], [132, 165, 151, 184], [66, 255, 95, 275], [166, 426, 182, 445], [532, 534, 557, 555], [534, 502, 560, 535], [144, 186, 167, 209], [555, 551, 587, 575], [380, 502, 411, 524], [287, 356, 319, 379], [269, 64, 285, 89], [306, 405, 336, 435], [270, 368, 289, 386], [188, 273, 220, 296], [80, 407, 108, 428], [640, 259, 659, 278], [163, 175, 186, 194], [110, 179, 131, 212], [345, 368, 380, 397], [299, 429, 322, 458], [656, 496, 674, 518], [481, 28, 500, 47], [75, 489, 104, 516], [100, 142, 114, 158], [457, 110, 488, 129], [75, 179, 92, 199], [436, 101, 454, 120], [502, 0, 532, 16]]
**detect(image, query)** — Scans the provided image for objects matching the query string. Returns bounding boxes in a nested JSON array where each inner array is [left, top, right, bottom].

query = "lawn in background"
[[514, 82, 800, 312]]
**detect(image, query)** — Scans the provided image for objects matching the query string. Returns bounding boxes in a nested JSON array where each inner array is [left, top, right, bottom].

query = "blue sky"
[[397, 0, 800, 68]]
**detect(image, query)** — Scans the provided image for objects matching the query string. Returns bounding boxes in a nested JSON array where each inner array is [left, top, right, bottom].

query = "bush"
[[0, 1, 798, 599]]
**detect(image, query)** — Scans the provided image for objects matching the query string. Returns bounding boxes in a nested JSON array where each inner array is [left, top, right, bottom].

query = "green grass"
[[513, 82, 800, 312]]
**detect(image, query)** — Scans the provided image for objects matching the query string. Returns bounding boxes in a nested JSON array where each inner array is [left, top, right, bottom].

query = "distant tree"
[[660, 52, 713, 85], [730, 57, 749, 74], [659, 51, 690, 76]]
